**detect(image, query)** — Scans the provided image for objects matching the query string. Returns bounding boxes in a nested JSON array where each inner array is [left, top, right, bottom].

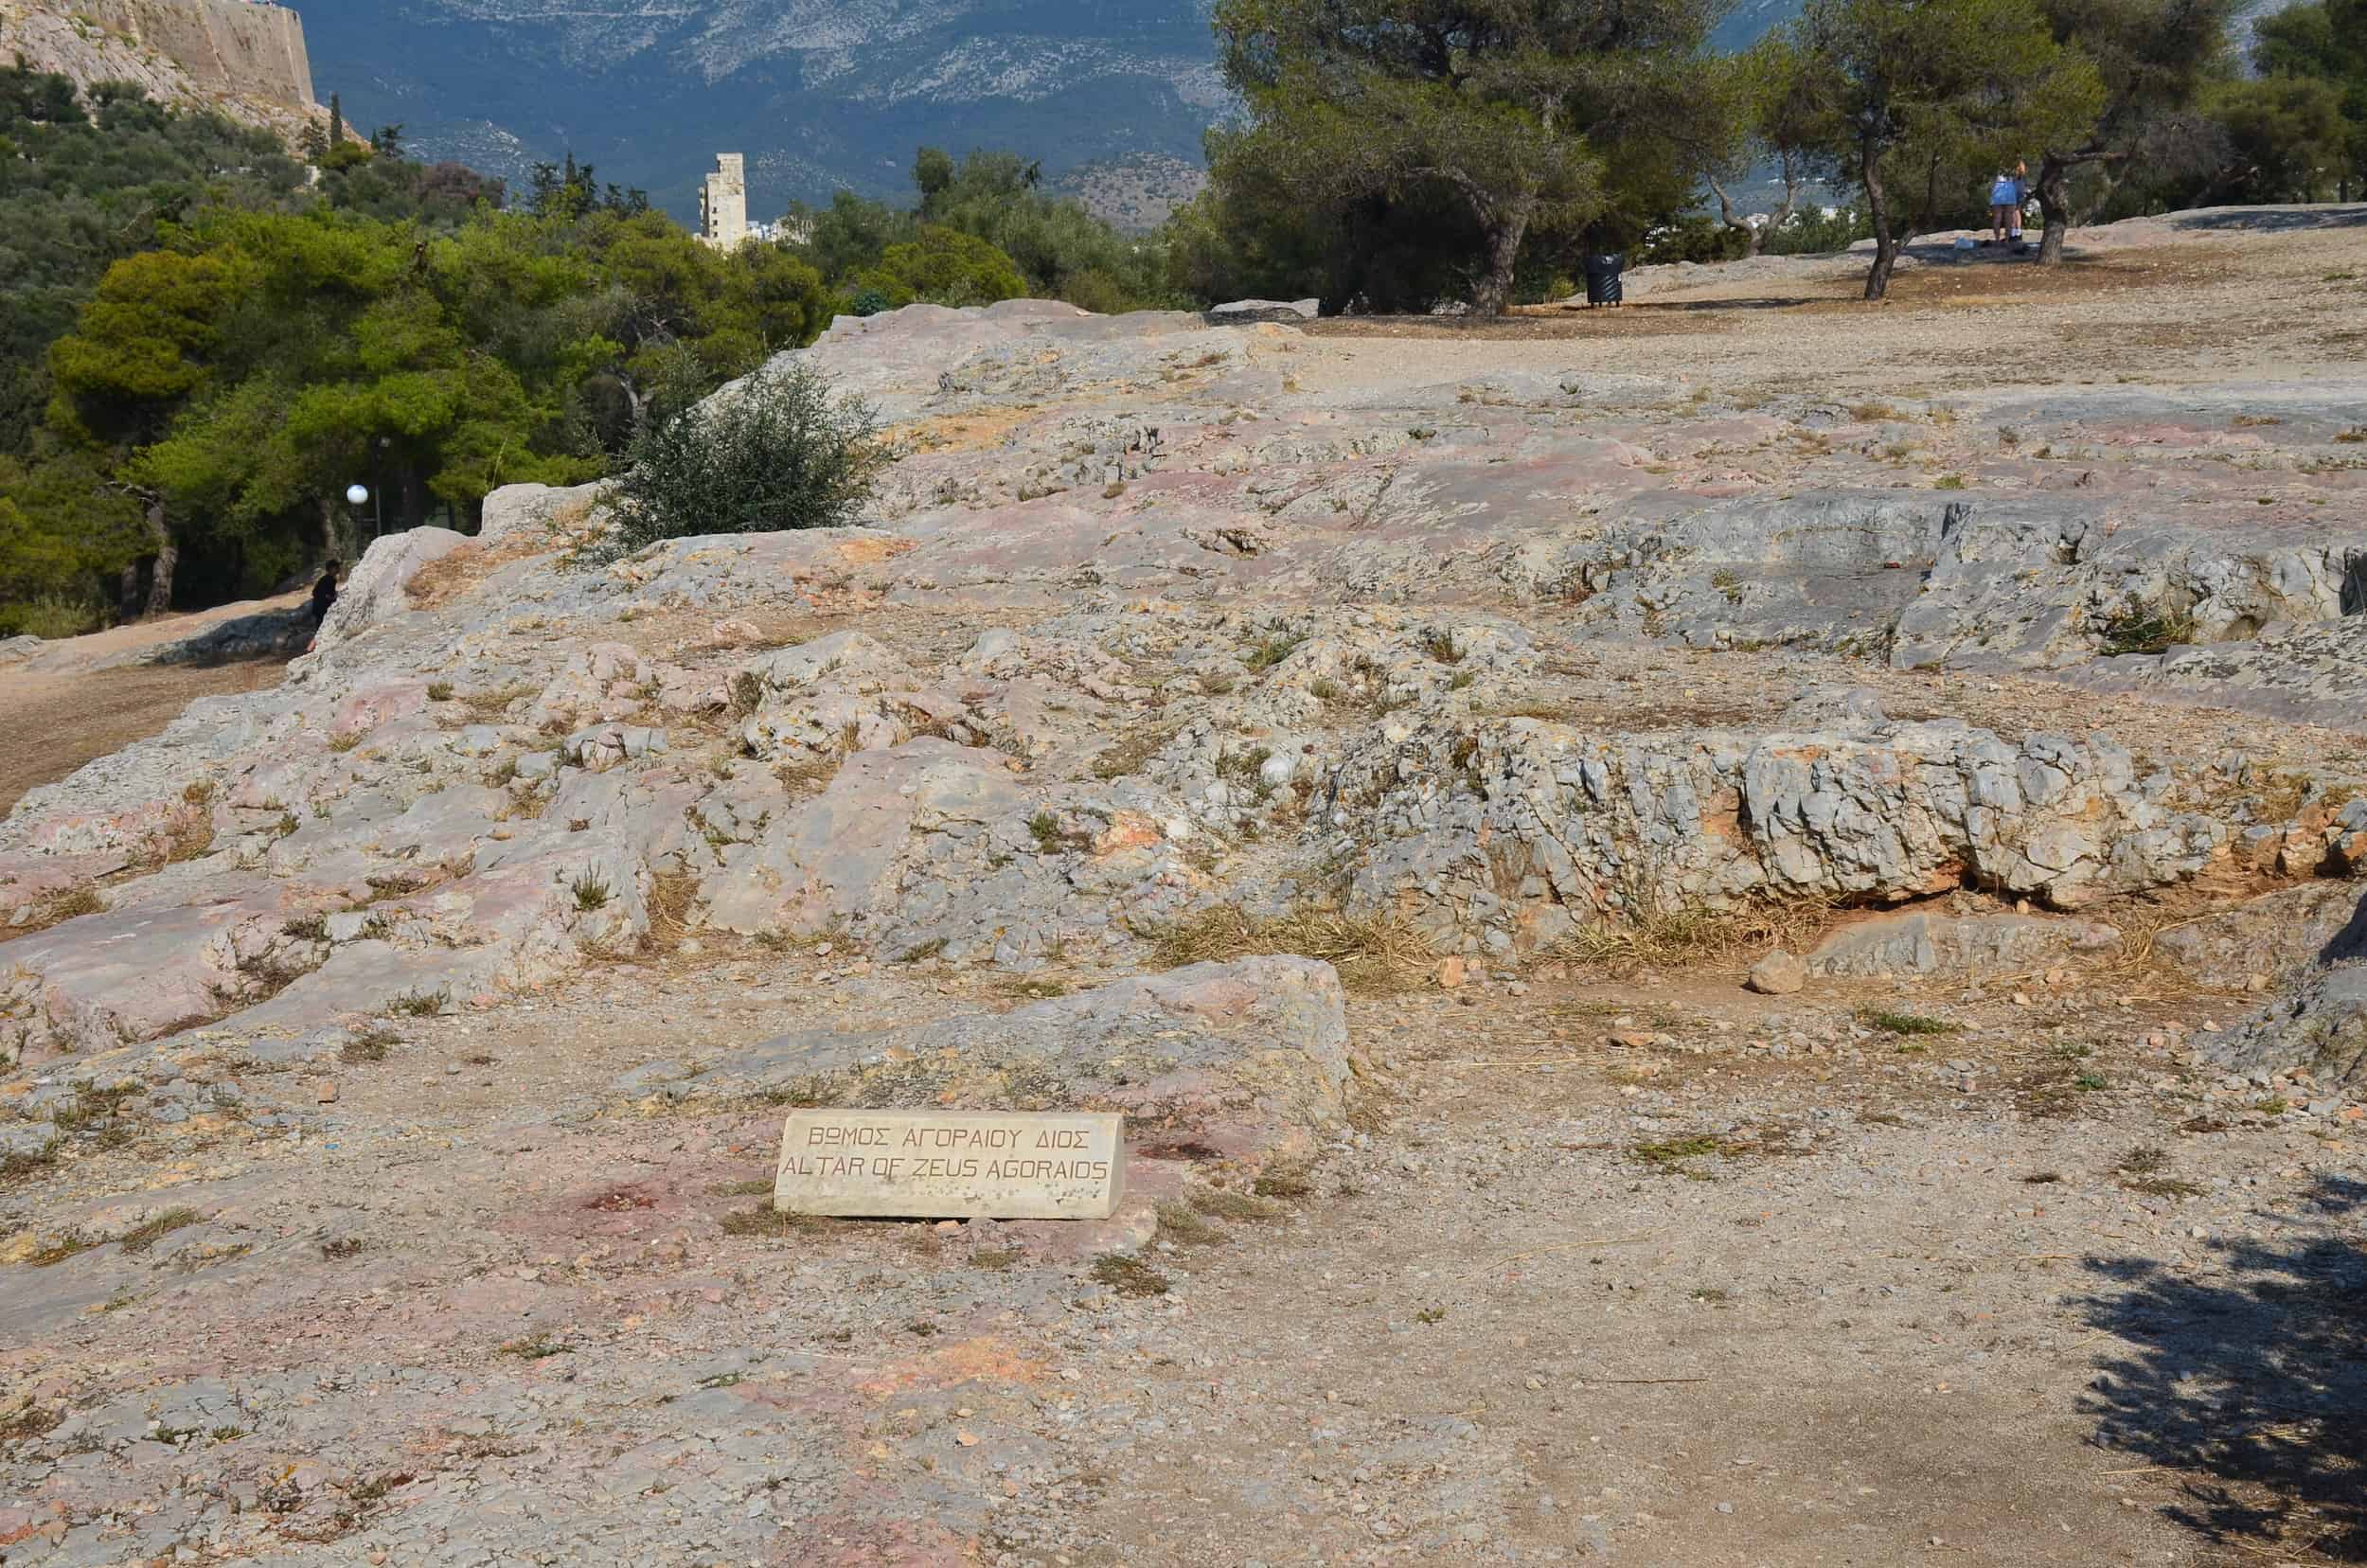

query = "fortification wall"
[[88, 0, 314, 108], [0, 0, 319, 126]]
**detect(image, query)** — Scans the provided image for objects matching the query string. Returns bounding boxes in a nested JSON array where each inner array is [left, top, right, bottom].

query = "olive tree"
[[1211, 0, 1719, 315], [2028, 0, 2241, 262], [1788, 0, 2104, 299]]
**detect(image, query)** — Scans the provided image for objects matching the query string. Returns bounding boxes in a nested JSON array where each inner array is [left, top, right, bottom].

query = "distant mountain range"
[[301, 0, 1229, 228], [302, 0, 2287, 232]]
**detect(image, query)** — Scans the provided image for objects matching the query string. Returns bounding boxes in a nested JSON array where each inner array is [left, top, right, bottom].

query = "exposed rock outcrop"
[[622, 956, 1351, 1165], [5, 299, 2362, 1080]]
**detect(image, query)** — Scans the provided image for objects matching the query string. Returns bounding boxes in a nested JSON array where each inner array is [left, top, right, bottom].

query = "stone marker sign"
[[774, 1109, 1125, 1220]]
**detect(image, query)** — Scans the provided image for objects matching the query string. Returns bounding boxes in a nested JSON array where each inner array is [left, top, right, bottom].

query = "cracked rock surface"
[[3, 209, 2364, 1566]]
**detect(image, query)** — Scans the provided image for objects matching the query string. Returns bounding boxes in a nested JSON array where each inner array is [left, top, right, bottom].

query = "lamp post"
[[345, 481, 372, 552]]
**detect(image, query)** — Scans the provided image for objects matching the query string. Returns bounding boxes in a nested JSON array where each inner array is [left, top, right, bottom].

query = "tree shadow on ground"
[[2080, 1175, 2367, 1562], [2166, 205, 2367, 233]]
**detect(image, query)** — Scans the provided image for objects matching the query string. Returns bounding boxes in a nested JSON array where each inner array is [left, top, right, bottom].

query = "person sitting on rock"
[[311, 560, 340, 628]]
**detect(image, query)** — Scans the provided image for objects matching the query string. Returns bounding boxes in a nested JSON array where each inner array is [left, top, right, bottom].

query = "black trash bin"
[[1582, 253, 1625, 307]]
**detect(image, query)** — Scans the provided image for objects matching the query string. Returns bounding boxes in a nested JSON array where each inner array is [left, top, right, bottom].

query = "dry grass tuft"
[[1251, 1158, 1317, 1199], [1554, 894, 1833, 977], [1092, 721, 1184, 782], [1142, 905, 1432, 994], [10, 882, 103, 936], [640, 868, 701, 954], [1188, 1186, 1282, 1222], [1154, 1201, 1226, 1246], [1090, 1254, 1170, 1297], [720, 1204, 828, 1238], [115, 1206, 203, 1255]]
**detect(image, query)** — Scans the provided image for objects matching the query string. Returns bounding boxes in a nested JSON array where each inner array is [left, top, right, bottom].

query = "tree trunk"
[[2037, 155, 2073, 265], [146, 536, 177, 618], [142, 496, 174, 618], [1706, 175, 1757, 257], [1469, 192, 1534, 318], [118, 561, 140, 624], [399, 464, 426, 532], [1860, 143, 1896, 302], [1762, 151, 1805, 258]]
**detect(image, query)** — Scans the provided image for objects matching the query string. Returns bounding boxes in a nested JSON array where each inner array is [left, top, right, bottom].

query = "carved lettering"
[[775, 1111, 1126, 1220]]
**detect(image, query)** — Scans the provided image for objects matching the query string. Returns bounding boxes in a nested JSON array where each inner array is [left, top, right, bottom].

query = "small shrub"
[[1242, 626, 1308, 671], [1189, 1186, 1281, 1222], [116, 1207, 202, 1255], [27, 1229, 100, 1267], [1155, 1201, 1225, 1246], [1855, 1007, 1961, 1037], [2098, 604, 2198, 657], [496, 1333, 570, 1360], [384, 987, 449, 1018], [569, 872, 612, 912], [593, 363, 884, 562], [1252, 1159, 1315, 1199], [729, 669, 764, 718], [1632, 1134, 1730, 1168], [1, 1142, 62, 1185], [1143, 906, 1429, 996], [1090, 1255, 1169, 1297], [426, 682, 454, 702], [339, 1026, 398, 1064]]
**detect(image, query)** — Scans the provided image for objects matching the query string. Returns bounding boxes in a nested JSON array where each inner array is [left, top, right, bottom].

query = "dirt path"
[[0, 594, 299, 813], [1298, 207, 2367, 401]]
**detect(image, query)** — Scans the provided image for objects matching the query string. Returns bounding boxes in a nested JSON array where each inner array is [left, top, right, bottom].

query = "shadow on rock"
[[2079, 1175, 2367, 1561], [2323, 891, 2367, 967]]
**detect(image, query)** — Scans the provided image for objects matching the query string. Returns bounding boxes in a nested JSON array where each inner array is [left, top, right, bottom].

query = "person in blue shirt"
[[1989, 162, 2028, 245]]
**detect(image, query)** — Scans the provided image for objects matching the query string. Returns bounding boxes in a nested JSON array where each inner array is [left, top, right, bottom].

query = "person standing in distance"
[[311, 560, 340, 629], [1988, 163, 2027, 245]]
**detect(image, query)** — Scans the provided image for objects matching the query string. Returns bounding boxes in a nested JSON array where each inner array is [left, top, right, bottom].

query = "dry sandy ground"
[[0, 595, 303, 814], [1300, 206, 2367, 400]]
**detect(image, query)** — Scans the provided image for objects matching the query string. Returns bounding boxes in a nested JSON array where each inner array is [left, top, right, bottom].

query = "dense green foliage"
[[0, 66, 831, 634], [1202, 0, 1722, 314], [0, 70, 308, 459], [783, 150, 1175, 314], [2233, 0, 2365, 200], [596, 364, 883, 561], [1780, 0, 2107, 296], [4, 0, 2358, 634]]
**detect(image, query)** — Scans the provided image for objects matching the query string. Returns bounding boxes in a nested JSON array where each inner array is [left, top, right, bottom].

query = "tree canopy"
[[1781, 0, 2104, 297], [1207, 0, 1721, 314], [781, 149, 1173, 314], [1, 66, 835, 633]]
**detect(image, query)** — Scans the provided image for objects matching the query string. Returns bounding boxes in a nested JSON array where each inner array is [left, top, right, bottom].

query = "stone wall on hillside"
[[0, 0, 320, 134]]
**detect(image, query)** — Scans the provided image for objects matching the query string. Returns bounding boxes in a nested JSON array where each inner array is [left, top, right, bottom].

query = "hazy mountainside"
[[303, 0, 1227, 226]]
